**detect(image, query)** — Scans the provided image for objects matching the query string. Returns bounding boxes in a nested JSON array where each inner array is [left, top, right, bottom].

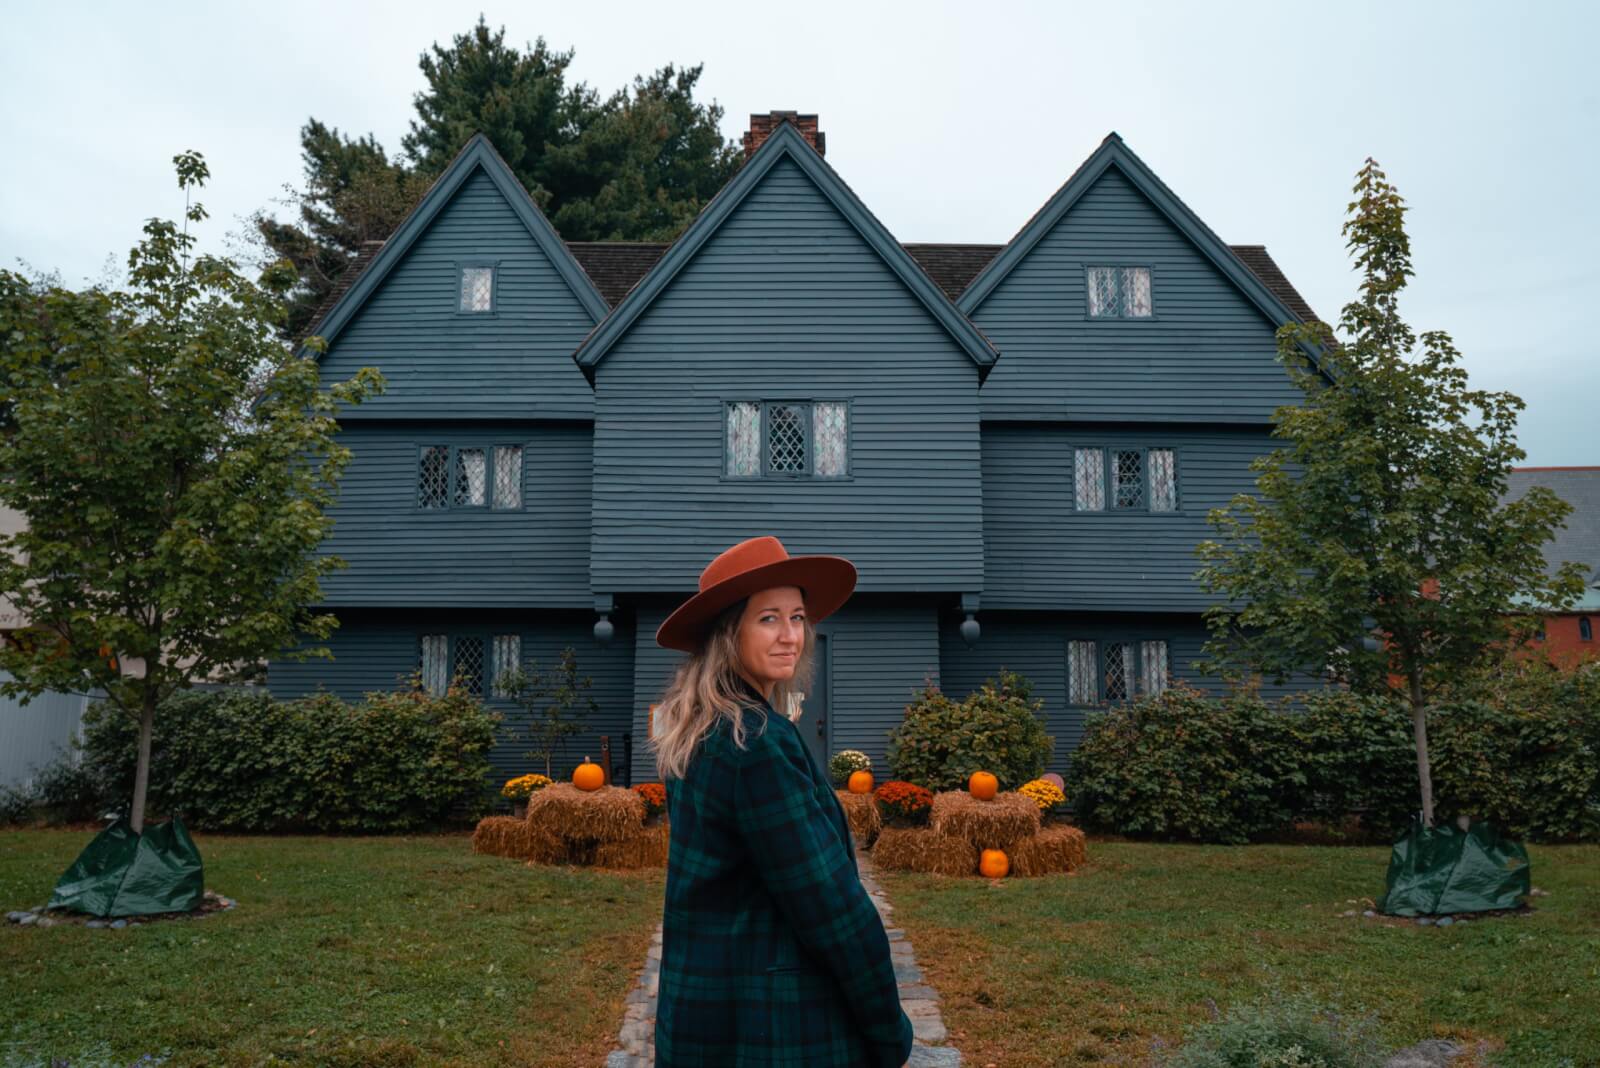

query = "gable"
[[967, 152, 1309, 423], [306, 135, 607, 421]]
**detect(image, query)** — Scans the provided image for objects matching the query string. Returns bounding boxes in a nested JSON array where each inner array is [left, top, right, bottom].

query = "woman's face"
[[735, 585, 806, 695]]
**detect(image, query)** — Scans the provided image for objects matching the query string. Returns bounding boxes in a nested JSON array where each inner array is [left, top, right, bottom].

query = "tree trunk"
[[130, 691, 157, 834], [1408, 667, 1435, 827]]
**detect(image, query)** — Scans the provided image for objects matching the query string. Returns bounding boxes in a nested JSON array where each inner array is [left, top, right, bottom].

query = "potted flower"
[[502, 773, 552, 818], [828, 749, 872, 789], [1018, 778, 1068, 823], [873, 781, 934, 827], [633, 782, 667, 824]]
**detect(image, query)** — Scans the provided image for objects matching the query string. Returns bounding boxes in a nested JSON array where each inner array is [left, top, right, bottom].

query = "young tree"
[[1195, 159, 1585, 827], [499, 647, 599, 778], [0, 152, 383, 833]]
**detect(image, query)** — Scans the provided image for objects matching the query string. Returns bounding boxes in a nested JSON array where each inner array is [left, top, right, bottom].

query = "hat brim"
[[655, 555, 857, 653]]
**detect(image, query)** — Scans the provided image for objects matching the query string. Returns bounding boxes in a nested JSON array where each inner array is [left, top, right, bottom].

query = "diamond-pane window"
[[767, 404, 807, 473], [726, 402, 761, 477], [493, 446, 522, 509], [453, 636, 485, 697], [1086, 266, 1152, 318], [492, 634, 521, 698], [1113, 450, 1143, 509], [418, 446, 450, 510], [1140, 640, 1170, 695], [460, 266, 494, 312], [1104, 641, 1132, 701], [419, 634, 448, 696], [454, 448, 487, 507], [813, 402, 848, 477], [1068, 640, 1098, 704], [1149, 449, 1177, 512], [1074, 448, 1105, 511]]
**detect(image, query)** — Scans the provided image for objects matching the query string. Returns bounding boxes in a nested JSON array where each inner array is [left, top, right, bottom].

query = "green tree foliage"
[[257, 17, 741, 339], [0, 151, 383, 832], [1195, 159, 1586, 826], [499, 646, 599, 778], [886, 669, 1054, 792]]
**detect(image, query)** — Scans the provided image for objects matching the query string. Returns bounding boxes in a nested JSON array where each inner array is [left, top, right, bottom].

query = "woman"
[[650, 535, 915, 1068]]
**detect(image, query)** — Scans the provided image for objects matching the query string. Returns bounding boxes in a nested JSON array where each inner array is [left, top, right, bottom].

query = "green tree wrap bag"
[[48, 816, 204, 918], [1379, 816, 1530, 916]]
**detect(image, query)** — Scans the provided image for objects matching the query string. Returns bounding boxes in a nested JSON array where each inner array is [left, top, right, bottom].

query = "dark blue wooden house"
[[266, 112, 1324, 786]]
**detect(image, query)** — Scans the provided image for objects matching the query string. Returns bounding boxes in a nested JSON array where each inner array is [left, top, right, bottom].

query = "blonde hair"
[[651, 597, 817, 781]]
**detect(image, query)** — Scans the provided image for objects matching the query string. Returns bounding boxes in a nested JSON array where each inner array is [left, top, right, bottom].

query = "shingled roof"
[[1505, 467, 1600, 587], [302, 240, 386, 343]]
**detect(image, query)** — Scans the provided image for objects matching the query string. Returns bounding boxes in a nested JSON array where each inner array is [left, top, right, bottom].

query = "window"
[[1139, 640, 1170, 694], [460, 266, 494, 312], [1073, 447, 1179, 513], [419, 634, 448, 696], [1068, 637, 1172, 703], [1579, 616, 1592, 642], [417, 445, 524, 510], [492, 634, 521, 697], [1073, 448, 1105, 511], [725, 400, 849, 478], [1086, 266, 1152, 318], [453, 635, 486, 697]]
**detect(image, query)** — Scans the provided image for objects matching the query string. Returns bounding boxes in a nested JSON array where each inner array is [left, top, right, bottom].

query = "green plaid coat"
[[656, 681, 914, 1066]]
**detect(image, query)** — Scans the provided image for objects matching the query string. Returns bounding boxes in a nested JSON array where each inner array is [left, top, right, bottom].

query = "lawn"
[[877, 840, 1600, 1067], [1, 828, 665, 1068]]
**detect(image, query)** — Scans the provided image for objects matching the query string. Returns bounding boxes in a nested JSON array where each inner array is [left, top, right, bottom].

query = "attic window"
[[1086, 266, 1152, 318], [460, 266, 495, 312]]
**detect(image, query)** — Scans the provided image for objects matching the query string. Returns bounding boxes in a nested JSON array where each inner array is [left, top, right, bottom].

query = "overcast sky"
[[3, 0, 1595, 464]]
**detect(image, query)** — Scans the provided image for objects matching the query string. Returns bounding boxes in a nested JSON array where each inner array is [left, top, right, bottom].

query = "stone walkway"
[[606, 847, 961, 1067]]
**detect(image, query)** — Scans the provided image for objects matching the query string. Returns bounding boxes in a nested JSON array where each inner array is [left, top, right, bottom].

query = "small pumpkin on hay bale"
[[835, 790, 882, 847], [525, 783, 646, 843], [929, 789, 1040, 851], [472, 816, 535, 860], [871, 827, 979, 876], [1009, 824, 1088, 877]]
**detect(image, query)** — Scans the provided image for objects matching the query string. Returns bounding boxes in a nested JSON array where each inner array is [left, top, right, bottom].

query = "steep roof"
[[297, 134, 609, 353], [570, 120, 999, 377], [1505, 468, 1600, 594]]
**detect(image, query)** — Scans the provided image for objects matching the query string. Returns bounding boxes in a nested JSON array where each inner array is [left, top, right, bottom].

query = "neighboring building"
[[266, 114, 1329, 786], [1504, 467, 1600, 664]]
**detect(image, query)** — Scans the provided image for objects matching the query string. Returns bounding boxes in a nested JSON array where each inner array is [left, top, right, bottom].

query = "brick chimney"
[[742, 111, 825, 160]]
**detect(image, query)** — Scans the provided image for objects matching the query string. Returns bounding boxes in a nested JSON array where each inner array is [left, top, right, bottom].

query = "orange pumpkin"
[[572, 756, 605, 791], [847, 770, 874, 795], [968, 771, 998, 801], [979, 849, 1009, 879]]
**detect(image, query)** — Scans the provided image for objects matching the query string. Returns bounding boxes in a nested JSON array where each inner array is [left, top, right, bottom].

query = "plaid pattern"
[[657, 680, 914, 1066]]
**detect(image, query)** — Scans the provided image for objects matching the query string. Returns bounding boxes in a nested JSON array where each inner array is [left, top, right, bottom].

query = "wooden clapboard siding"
[[316, 423, 593, 607], [979, 423, 1282, 610], [970, 166, 1303, 423], [264, 612, 636, 783], [590, 156, 984, 594], [319, 166, 597, 421]]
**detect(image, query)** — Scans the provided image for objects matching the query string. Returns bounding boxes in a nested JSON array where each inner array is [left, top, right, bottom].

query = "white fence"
[[0, 672, 90, 791]]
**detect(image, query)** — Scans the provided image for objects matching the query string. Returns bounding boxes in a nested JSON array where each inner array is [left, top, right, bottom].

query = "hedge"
[[76, 686, 502, 833]]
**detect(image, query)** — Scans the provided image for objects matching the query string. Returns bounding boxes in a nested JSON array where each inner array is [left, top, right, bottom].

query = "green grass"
[[1, 829, 665, 1067], [877, 841, 1600, 1068]]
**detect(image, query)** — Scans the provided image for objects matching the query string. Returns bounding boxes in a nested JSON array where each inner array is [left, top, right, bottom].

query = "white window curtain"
[[493, 446, 522, 509], [492, 634, 521, 698], [726, 402, 761, 477], [1086, 267, 1116, 317], [460, 267, 493, 312], [419, 635, 448, 697], [813, 402, 848, 477], [454, 448, 487, 507], [1126, 267, 1153, 317], [1073, 448, 1105, 511], [1148, 448, 1177, 511], [1140, 640, 1170, 695], [1068, 640, 1098, 704]]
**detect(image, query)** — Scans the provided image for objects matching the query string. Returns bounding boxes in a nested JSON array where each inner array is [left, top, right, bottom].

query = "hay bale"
[[835, 790, 882, 848], [929, 790, 1040, 851], [1009, 824, 1088, 877], [525, 783, 646, 844], [472, 816, 534, 860], [524, 826, 571, 866], [594, 819, 671, 870], [871, 827, 979, 876]]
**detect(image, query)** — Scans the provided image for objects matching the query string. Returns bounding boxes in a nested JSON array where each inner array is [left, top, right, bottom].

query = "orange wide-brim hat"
[[655, 536, 857, 653]]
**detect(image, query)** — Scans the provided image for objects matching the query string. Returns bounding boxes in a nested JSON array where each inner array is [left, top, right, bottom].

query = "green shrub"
[[81, 686, 501, 833], [1291, 691, 1417, 836], [1066, 683, 1302, 844], [0, 746, 111, 826], [886, 670, 1053, 792], [1160, 995, 1384, 1068]]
